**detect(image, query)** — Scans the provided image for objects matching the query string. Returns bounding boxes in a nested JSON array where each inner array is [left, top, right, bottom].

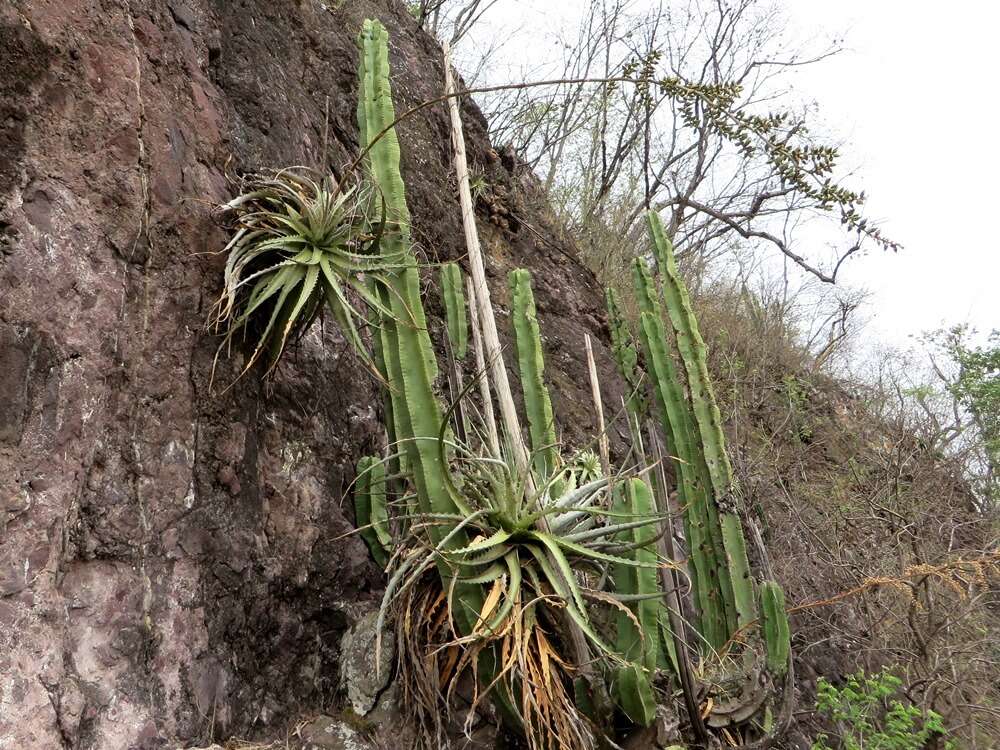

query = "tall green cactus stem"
[[357, 21, 409, 241], [358, 24, 520, 730], [368, 277, 407, 479], [357, 20, 484, 635], [612, 478, 662, 727], [632, 260, 731, 648], [646, 210, 755, 631], [759, 581, 790, 676], [605, 288, 645, 422], [509, 269, 558, 483], [441, 262, 468, 359], [440, 262, 469, 439], [355, 456, 391, 567], [358, 19, 410, 479]]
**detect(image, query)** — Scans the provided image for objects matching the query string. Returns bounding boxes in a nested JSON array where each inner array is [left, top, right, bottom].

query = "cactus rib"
[[441, 262, 469, 359], [355, 456, 390, 567], [633, 260, 730, 648], [646, 210, 755, 631], [509, 269, 559, 482], [613, 477, 665, 726], [759, 581, 790, 676]]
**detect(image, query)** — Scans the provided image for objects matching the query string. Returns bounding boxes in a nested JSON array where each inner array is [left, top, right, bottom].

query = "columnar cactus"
[[646, 211, 755, 632], [635, 211, 793, 699], [631, 258, 733, 648], [357, 19, 484, 635], [510, 269, 559, 483], [441, 262, 469, 360]]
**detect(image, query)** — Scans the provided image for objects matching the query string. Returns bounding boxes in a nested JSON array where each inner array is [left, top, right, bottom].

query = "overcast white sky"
[[464, 0, 998, 349], [783, 1, 998, 348]]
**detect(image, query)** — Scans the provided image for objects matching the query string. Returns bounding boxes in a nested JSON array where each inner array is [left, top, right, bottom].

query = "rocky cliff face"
[[0, 1, 623, 747]]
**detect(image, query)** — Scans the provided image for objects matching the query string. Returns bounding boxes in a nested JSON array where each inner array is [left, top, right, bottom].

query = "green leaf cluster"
[[211, 167, 405, 379], [812, 669, 955, 750]]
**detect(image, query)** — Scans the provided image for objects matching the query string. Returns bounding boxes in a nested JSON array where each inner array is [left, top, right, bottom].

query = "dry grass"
[[394, 572, 598, 750]]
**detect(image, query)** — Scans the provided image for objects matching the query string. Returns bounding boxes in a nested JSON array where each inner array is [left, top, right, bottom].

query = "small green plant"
[[469, 172, 488, 201], [211, 167, 405, 379], [936, 326, 999, 504], [782, 374, 808, 411], [378, 437, 655, 657], [811, 669, 954, 750]]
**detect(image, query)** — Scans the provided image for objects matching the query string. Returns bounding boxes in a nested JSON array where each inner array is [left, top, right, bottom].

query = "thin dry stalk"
[[467, 274, 501, 456], [443, 42, 533, 487], [584, 334, 610, 476]]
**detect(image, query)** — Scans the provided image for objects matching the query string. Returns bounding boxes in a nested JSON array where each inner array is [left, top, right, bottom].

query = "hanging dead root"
[[395, 573, 598, 750], [396, 577, 460, 750], [499, 606, 596, 750]]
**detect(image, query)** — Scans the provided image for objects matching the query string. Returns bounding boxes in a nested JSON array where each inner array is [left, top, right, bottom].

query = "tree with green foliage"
[[925, 326, 1000, 508], [945, 328, 999, 502]]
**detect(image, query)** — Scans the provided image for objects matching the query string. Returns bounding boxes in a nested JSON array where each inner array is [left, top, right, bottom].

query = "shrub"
[[811, 669, 954, 750]]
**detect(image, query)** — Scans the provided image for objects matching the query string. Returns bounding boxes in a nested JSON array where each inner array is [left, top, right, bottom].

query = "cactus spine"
[[509, 269, 559, 482]]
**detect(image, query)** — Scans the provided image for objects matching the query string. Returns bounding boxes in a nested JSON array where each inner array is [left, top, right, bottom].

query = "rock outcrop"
[[0, 0, 621, 747]]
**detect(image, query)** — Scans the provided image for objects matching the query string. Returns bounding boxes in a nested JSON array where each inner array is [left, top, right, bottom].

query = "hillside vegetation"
[[0, 1, 995, 749]]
